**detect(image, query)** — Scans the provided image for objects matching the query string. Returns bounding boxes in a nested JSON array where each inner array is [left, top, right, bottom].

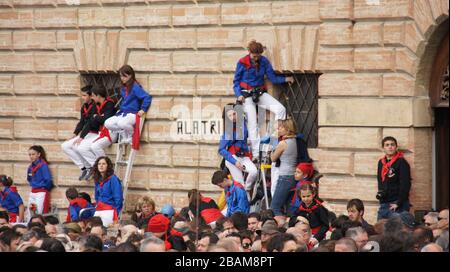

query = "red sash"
[[96, 202, 118, 221], [132, 114, 141, 150], [311, 226, 321, 235], [31, 188, 50, 214], [8, 212, 17, 223], [380, 152, 404, 183]]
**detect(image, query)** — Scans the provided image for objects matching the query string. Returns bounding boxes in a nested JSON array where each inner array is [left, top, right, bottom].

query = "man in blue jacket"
[[211, 170, 249, 217], [233, 40, 294, 159]]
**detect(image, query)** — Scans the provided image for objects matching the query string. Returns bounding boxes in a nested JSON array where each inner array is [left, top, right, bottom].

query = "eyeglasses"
[[438, 217, 447, 220]]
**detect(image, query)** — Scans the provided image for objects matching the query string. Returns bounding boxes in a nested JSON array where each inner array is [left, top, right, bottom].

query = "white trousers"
[[270, 163, 280, 197], [78, 132, 118, 167], [225, 156, 258, 191], [25, 191, 46, 222], [94, 210, 114, 227], [61, 133, 99, 169], [104, 113, 136, 133], [243, 93, 286, 155]]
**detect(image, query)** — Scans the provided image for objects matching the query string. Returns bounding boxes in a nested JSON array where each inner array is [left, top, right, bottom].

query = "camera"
[[376, 190, 386, 200], [235, 150, 245, 158], [250, 87, 264, 103]]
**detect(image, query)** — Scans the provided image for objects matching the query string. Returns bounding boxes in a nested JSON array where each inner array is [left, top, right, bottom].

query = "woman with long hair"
[[26, 145, 54, 222], [92, 156, 123, 227], [218, 103, 257, 193], [269, 118, 298, 226], [104, 65, 152, 147]]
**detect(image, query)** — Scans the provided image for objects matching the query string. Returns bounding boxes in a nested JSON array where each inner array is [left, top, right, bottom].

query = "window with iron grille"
[[80, 72, 122, 103], [274, 73, 320, 148]]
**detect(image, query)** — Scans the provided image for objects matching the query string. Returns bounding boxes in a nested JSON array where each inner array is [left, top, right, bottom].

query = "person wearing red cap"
[[288, 162, 317, 216], [147, 213, 183, 251]]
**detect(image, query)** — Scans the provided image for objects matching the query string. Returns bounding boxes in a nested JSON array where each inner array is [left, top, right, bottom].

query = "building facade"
[[0, 0, 448, 223]]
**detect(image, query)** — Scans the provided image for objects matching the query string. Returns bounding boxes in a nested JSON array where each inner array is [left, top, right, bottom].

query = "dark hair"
[[79, 192, 92, 203], [65, 187, 79, 200], [239, 230, 253, 242], [248, 212, 261, 221], [81, 85, 93, 95], [91, 85, 107, 98], [118, 65, 136, 90], [200, 232, 219, 245], [381, 136, 398, 147], [12, 224, 27, 233], [211, 170, 228, 186], [266, 233, 297, 252], [40, 238, 66, 252], [44, 215, 59, 225], [230, 212, 248, 232], [188, 189, 201, 207], [79, 234, 103, 251], [29, 145, 49, 164], [347, 199, 365, 215], [259, 209, 275, 224], [0, 211, 9, 223], [23, 246, 40, 252], [247, 40, 264, 54], [379, 234, 404, 252], [0, 175, 13, 187], [331, 215, 350, 229], [168, 235, 187, 251], [413, 226, 434, 250], [30, 215, 47, 226], [92, 156, 114, 183], [0, 229, 20, 247], [87, 216, 104, 228]]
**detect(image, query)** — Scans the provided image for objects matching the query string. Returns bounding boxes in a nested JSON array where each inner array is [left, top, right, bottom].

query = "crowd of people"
[[0, 196, 448, 252], [0, 40, 448, 253]]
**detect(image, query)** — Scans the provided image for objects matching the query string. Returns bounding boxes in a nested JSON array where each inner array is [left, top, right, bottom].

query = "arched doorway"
[[430, 28, 449, 210]]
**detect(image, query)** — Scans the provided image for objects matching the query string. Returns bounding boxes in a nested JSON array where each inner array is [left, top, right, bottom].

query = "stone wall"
[[0, 0, 448, 224]]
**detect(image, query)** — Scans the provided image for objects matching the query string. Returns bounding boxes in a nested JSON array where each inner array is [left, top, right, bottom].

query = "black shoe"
[[84, 168, 93, 180], [78, 168, 87, 181], [252, 157, 259, 164]]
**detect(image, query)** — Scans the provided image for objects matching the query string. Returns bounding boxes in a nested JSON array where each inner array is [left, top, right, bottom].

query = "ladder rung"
[[116, 161, 129, 165]]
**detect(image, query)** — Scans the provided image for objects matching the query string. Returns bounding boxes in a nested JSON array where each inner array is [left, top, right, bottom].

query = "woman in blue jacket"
[[26, 145, 54, 222], [105, 65, 152, 147], [92, 156, 123, 227], [218, 103, 257, 192]]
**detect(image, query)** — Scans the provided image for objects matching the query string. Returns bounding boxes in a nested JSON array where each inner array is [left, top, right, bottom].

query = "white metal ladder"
[[114, 115, 145, 221]]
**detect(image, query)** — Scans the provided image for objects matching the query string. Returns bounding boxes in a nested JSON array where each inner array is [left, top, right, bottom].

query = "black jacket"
[[74, 101, 97, 136], [80, 99, 116, 139], [293, 200, 329, 242], [377, 156, 411, 206]]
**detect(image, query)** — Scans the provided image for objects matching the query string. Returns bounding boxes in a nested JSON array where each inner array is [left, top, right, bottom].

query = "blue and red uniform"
[[224, 181, 249, 217], [233, 55, 287, 98], [27, 159, 53, 213], [0, 186, 23, 223], [218, 124, 252, 165], [66, 197, 95, 222], [94, 175, 123, 218]]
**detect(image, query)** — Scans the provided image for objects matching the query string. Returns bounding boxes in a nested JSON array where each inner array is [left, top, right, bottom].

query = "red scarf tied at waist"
[[380, 152, 404, 183]]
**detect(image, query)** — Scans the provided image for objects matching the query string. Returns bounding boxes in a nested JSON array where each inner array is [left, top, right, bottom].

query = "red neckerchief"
[[83, 101, 94, 118], [380, 152, 404, 183], [69, 197, 88, 208], [239, 55, 260, 70], [96, 97, 113, 113], [226, 181, 244, 197], [299, 199, 322, 214], [98, 175, 113, 188], [201, 196, 212, 203], [29, 159, 47, 176]]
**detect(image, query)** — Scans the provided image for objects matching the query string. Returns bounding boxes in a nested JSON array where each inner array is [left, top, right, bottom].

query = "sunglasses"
[[242, 243, 252, 249]]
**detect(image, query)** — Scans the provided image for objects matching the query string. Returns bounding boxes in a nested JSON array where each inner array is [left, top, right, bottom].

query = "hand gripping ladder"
[[114, 115, 145, 221]]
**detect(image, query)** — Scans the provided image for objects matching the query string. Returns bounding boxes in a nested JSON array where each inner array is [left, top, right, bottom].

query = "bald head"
[[421, 243, 443, 252]]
